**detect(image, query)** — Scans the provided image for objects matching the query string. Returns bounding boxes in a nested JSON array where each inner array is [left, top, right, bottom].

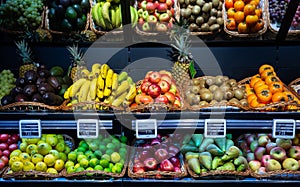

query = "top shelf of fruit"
[[0, 0, 299, 41]]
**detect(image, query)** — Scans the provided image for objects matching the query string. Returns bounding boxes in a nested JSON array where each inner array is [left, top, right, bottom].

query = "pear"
[[199, 152, 212, 170], [234, 156, 248, 167], [185, 152, 199, 161], [221, 146, 241, 161], [199, 138, 214, 152], [225, 139, 234, 151], [216, 162, 235, 171], [192, 134, 204, 147], [212, 156, 223, 170], [214, 138, 226, 152], [188, 157, 201, 174], [206, 144, 224, 156], [237, 164, 246, 171]]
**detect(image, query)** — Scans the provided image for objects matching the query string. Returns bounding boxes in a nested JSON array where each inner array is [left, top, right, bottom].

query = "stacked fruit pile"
[[91, 0, 138, 31], [136, 0, 175, 32], [179, 0, 223, 32], [64, 63, 136, 109], [224, 0, 264, 34], [245, 64, 300, 109], [131, 70, 182, 109], [182, 134, 248, 174], [7, 134, 70, 174], [47, 0, 90, 31], [65, 135, 128, 175], [0, 70, 16, 103], [0, 0, 44, 31], [0, 134, 20, 170], [132, 134, 184, 174], [238, 134, 300, 173], [185, 76, 247, 108]]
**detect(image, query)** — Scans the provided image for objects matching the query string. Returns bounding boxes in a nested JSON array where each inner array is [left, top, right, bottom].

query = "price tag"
[[77, 119, 99, 139], [273, 119, 295, 139], [19, 120, 41, 138], [136, 119, 157, 139], [204, 119, 226, 138]]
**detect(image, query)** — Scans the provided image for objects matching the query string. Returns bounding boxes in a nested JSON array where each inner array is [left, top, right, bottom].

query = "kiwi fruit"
[[199, 79, 206, 88], [191, 85, 201, 94], [234, 88, 245, 100], [227, 79, 237, 87], [187, 93, 196, 104], [213, 89, 224, 102], [209, 85, 219, 93], [225, 90, 234, 100], [199, 88, 210, 95], [220, 83, 231, 92], [214, 75, 224, 86], [192, 78, 201, 86], [205, 77, 215, 86], [199, 101, 209, 107], [210, 100, 218, 105], [240, 99, 248, 107], [201, 91, 213, 102], [193, 95, 201, 105]]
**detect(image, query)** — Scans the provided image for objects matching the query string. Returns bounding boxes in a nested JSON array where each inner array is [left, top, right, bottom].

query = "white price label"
[[273, 119, 295, 139], [136, 119, 157, 139], [204, 119, 226, 138], [19, 120, 41, 138], [77, 119, 99, 139]]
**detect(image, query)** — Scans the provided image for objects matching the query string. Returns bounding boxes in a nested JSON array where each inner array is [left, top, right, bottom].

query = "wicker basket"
[[238, 77, 300, 111], [222, 0, 268, 37], [185, 159, 250, 179], [0, 166, 7, 177], [288, 78, 300, 97], [251, 170, 300, 179], [2, 134, 74, 179], [0, 101, 61, 111]]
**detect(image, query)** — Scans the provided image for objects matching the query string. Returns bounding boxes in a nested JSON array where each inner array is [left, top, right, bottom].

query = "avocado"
[[32, 93, 42, 102], [65, 7, 77, 22], [81, 0, 90, 9], [50, 66, 64, 77], [36, 77, 46, 88], [59, 84, 69, 97], [1, 95, 14, 106], [38, 83, 55, 95], [10, 87, 23, 97], [72, 4, 82, 15], [38, 69, 50, 78], [63, 75, 73, 86], [42, 92, 64, 106], [47, 76, 62, 92], [23, 85, 37, 98], [61, 18, 73, 31], [24, 70, 37, 84], [15, 94, 29, 102], [55, 4, 65, 19], [76, 17, 85, 30]]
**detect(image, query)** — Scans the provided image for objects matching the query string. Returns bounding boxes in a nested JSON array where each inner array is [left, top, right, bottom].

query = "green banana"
[[130, 6, 138, 26], [115, 6, 121, 28], [92, 3, 101, 25], [102, 2, 111, 22], [90, 78, 98, 100], [110, 8, 116, 28], [97, 3, 106, 29], [78, 80, 91, 102], [118, 71, 128, 83], [114, 80, 129, 97], [69, 78, 86, 98], [112, 91, 127, 107]]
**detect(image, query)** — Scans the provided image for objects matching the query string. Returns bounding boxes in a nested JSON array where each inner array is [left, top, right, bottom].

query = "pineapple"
[[15, 40, 38, 78], [23, 29, 52, 42], [80, 30, 97, 42], [171, 27, 193, 89], [67, 44, 87, 81]]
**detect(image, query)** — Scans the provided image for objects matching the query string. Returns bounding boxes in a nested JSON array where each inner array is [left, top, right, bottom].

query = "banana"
[[127, 76, 134, 85], [90, 78, 98, 100], [92, 63, 101, 73], [81, 69, 90, 79], [130, 6, 138, 26], [64, 85, 73, 99], [97, 76, 105, 91], [97, 89, 104, 99], [112, 91, 127, 107], [112, 73, 118, 91], [102, 2, 111, 22], [104, 95, 114, 105], [92, 3, 101, 25], [118, 71, 128, 83], [125, 84, 137, 102], [78, 80, 91, 102], [88, 73, 95, 80], [69, 78, 87, 98], [101, 64, 109, 79], [114, 80, 129, 97], [105, 69, 114, 88], [110, 8, 116, 28], [115, 6, 121, 28], [103, 86, 112, 97], [97, 3, 106, 29]]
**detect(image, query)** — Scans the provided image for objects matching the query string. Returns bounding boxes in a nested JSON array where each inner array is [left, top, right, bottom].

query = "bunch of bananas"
[[63, 63, 136, 110], [91, 0, 138, 30]]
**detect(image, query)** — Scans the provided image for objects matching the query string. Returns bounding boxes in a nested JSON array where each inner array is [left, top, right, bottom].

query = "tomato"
[[227, 7, 236, 18], [255, 84, 269, 94], [249, 0, 259, 6], [261, 69, 276, 80], [255, 8, 262, 18], [257, 89, 272, 104], [246, 15, 258, 27], [234, 0, 245, 11], [265, 76, 281, 85], [253, 80, 266, 91], [244, 4, 256, 16], [250, 77, 262, 88], [234, 11, 245, 23], [245, 84, 255, 95], [226, 18, 237, 30], [252, 74, 261, 79], [238, 22, 249, 33], [225, 0, 234, 9], [283, 91, 295, 101], [250, 97, 260, 108], [269, 83, 283, 94], [253, 18, 264, 32], [259, 64, 274, 74], [272, 92, 288, 103]]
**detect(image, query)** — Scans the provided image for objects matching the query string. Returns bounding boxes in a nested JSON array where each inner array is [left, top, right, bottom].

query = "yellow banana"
[[69, 78, 86, 98], [104, 95, 114, 105], [112, 73, 118, 91], [64, 85, 73, 99], [112, 92, 127, 107], [114, 80, 129, 97], [105, 69, 114, 88], [81, 69, 90, 78], [97, 75, 105, 90], [103, 86, 112, 97], [92, 63, 101, 73], [125, 84, 137, 102], [78, 80, 91, 102], [101, 64, 109, 79], [88, 73, 95, 80], [90, 78, 98, 100], [97, 89, 104, 99]]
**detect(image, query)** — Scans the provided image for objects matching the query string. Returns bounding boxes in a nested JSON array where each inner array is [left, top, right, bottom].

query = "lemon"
[[46, 134, 58, 147], [74, 163, 81, 170], [67, 151, 77, 161], [9, 156, 20, 167], [37, 140, 46, 145], [77, 154, 87, 162], [89, 158, 99, 168], [24, 138, 39, 144], [41, 134, 47, 141], [10, 150, 22, 158], [101, 154, 110, 162], [56, 134, 64, 141], [11, 161, 23, 172], [19, 142, 27, 152], [79, 158, 89, 168], [59, 152, 67, 162], [64, 146, 71, 154], [67, 166, 75, 174], [65, 160, 74, 168], [23, 161, 35, 171], [55, 142, 65, 152], [54, 159, 65, 171], [32, 154, 44, 164], [99, 159, 109, 168], [75, 166, 85, 172], [35, 161, 47, 172], [19, 153, 31, 163], [46, 168, 58, 174], [110, 152, 121, 163], [93, 150, 103, 159], [49, 150, 60, 160], [37, 142, 52, 156], [115, 162, 124, 170], [44, 154, 56, 167], [94, 165, 103, 171], [104, 168, 111, 173]]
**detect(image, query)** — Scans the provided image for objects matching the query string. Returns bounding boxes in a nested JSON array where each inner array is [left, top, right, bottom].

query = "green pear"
[[214, 138, 226, 151], [183, 134, 193, 145], [199, 138, 214, 152], [206, 144, 224, 156], [188, 157, 201, 174], [225, 139, 234, 151], [234, 156, 248, 168], [216, 162, 235, 171], [212, 156, 224, 170], [185, 152, 199, 161], [199, 152, 212, 170], [181, 144, 198, 154], [226, 134, 233, 140], [237, 164, 246, 171], [221, 146, 241, 161], [192, 134, 204, 147]]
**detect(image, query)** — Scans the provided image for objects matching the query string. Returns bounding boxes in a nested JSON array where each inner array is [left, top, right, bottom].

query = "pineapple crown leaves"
[[66, 44, 86, 66], [15, 39, 38, 66]]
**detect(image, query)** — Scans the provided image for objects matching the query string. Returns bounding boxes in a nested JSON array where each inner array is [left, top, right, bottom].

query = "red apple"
[[158, 80, 170, 93], [0, 160, 5, 169], [0, 150, 2, 157], [159, 0, 166, 3], [138, 17, 145, 26], [135, 93, 145, 104], [156, 23, 168, 32], [141, 81, 152, 93], [0, 143, 8, 150], [151, 138, 161, 146], [154, 148, 169, 162], [261, 155, 272, 167], [160, 159, 174, 171], [157, 3, 168, 13], [169, 84, 177, 95], [164, 92, 175, 104], [141, 0, 148, 10], [174, 166, 181, 172], [146, 0, 153, 2], [142, 22, 151, 31], [148, 84, 161, 98], [169, 156, 180, 168], [146, 2, 156, 13], [155, 95, 169, 104], [2, 150, 9, 157], [141, 95, 154, 104], [144, 157, 158, 171], [159, 13, 170, 22], [160, 74, 172, 84], [133, 162, 145, 173], [167, 21, 173, 29], [0, 134, 9, 142], [173, 97, 181, 108], [139, 150, 153, 161], [8, 143, 18, 152], [166, 0, 173, 7], [168, 145, 180, 157], [149, 71, 161, 84], [154, 10, 161, 19], [0, 155, 8, 165], [145, 71, 153, 79]]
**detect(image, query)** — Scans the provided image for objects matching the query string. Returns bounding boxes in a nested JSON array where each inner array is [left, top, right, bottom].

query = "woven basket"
[[238, 77, 300, 111], [128, 146, 187, 179], [0, 166, 7, 177], [288, 78, 300, 97], [222, 0, 268, 37], [0, 101, 61, 111], [185, 159, 250, 179], [2, 134, 74, 179], [251, 170, 300, 179], [185, 76, 250, 111], [60, 99, 124, 112]]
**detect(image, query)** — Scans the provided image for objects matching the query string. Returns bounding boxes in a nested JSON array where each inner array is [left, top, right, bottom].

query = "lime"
[[19, 142, 27, 152], [75, 166, 85, 172], [35, 161, 47, 172], [119, 147, 127, 154], [85, 150, 93, 157], [98, 134, 103, 141], [77, 154, 87, 162], [79, 140, 89, 150], [101, 154, 110, 161], [112, 138, 120, 144], [77, 147, 86, 153], [88, 142, 98, 151], [99, 159, 109, 168], [79, 158, 89, 168], [106, 143, 116, 150], [85, 167, 94, 177], [74, 163, 81, 170], [47, 168, 58, 174], [65, 160, 75, 168], [64, 146, 71, 154], [55, 142, 65, 152], [111, 165, 122, 173], [105, 149, 114, 156], [104, 167, 111, 173], [115, 162, 124, 170], [110, 152, 121, 163], [9, 156, 20, 167], [76, 151, 84, 155], [94, 165, 103, 171], [44, 154, 56, 167], [109, 163, 114, 169], [103, 138, 111, 144], [19, 152, 31, 163], [120, 136, 128, 143], [23, 161, 35, 171], [93, 150, 102, 159], [59, 152, 67, 162], [87, 154, 96, 160], [119, 152, 127, 159], [99, 145, 106, 152], [68, 151, 77, 161], [31, 154, 44, 164], [49, 150, 60, 160], [67, 166, 75, 174], [10, 150, 22, 158], [56, 134, 64, 140], [120, 143, 127, 148], [11, 161, 23, 172], [89, 158, 99, 168], [54, 159, 65, 171]]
